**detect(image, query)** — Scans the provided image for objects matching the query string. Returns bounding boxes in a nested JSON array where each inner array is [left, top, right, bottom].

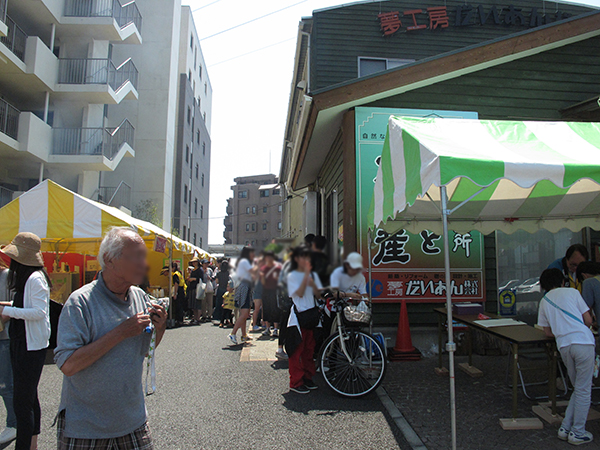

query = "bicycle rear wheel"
[[320, 330, 386, 397]]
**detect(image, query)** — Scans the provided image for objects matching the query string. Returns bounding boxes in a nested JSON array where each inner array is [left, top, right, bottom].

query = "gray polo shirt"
[[54, 273, 152, 439]]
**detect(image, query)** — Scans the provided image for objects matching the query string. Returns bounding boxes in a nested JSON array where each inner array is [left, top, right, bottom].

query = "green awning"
[[372, 117, 600, 234]]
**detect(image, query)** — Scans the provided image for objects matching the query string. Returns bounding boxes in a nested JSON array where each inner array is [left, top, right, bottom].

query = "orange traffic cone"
[[389, 300, 421, 361]]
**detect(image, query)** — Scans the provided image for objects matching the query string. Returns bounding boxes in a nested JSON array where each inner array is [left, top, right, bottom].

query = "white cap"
[[345, 252, 364, 270]]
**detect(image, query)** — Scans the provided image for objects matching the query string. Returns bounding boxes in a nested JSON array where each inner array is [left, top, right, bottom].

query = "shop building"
[[280, 0, 600, 324], [224, 174, 283, 251], [0, 0, 142, 207]]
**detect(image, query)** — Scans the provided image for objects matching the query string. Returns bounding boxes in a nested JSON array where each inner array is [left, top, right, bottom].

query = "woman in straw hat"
[[0, 232, 51, 450]]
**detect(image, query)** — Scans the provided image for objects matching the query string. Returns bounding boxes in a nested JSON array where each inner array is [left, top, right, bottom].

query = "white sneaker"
[[568, 431, 593, 445], [227, 334, 238, 345], [0, 427, 16, 444], [558, 426, 569, 441], [276, 349, 288, 360]]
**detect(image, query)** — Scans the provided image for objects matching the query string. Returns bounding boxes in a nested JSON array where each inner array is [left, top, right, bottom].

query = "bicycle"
[[319, 292, 387, 397]]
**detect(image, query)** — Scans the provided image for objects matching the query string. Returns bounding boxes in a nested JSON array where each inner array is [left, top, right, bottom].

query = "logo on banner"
[[498, 289, 517, 316]]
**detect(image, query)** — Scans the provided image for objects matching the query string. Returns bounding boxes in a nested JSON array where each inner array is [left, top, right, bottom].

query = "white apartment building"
[[104, 3, 213, 247], [0, 0, 142, 206], [0, 0, 213, 248]]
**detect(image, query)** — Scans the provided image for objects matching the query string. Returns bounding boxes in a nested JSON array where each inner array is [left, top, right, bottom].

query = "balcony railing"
[[52, 119, 134, 160], [58, 58, 138, 91], [0, 97, 19, 140], [99, 181, 131, 210], [0, 15, 27, 61], [64, 0, 142, 33], [0, 185, 14, 208], [0, 0, 7, 25]]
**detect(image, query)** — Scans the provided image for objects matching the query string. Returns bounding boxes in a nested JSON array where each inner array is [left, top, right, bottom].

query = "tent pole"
[[441, 185, 457, 450], [367, 228, 373, 336]]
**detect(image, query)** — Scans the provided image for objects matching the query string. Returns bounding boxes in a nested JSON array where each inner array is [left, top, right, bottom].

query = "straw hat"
[[1, 232, 44, 267], [190, 256, 201, 265]]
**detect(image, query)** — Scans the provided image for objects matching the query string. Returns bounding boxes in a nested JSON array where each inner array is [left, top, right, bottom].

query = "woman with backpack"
[[0, 232, 51, 450], [286, 246, 323, 394]]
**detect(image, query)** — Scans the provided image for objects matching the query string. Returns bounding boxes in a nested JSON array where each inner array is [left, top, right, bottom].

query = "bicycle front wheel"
[[320, 330, 386, 397]]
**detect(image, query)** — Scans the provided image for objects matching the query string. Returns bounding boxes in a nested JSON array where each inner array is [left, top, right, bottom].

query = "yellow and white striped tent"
[[0, 180, 210, 261]]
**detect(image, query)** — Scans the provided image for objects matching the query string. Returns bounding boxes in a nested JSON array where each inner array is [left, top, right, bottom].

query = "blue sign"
[[498, 289, 517, 316]]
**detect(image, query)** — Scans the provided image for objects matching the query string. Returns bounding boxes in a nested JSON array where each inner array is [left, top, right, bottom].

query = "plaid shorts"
[[57, 411, 153, 450]]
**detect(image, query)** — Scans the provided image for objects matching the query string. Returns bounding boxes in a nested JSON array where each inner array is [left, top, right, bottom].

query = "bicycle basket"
[[343, 305, 371, 326]]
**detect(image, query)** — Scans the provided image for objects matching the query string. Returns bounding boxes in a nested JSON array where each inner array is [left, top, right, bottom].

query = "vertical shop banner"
[[356, 107, 483, 304]]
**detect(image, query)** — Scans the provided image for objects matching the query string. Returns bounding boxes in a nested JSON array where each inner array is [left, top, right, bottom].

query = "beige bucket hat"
[[1, 232, 44, 267]]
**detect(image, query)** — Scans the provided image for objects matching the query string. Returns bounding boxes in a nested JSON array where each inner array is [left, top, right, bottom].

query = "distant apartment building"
[[224, 174, 283, 250], [0, 0, 212, 248]]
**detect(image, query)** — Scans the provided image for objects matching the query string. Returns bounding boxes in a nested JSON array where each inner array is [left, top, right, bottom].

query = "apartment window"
[[204, 82, 207, 94], [273, 189, 280, 195], [195, 163, 199, 179], [260, 190, 270, 198], [263, 206, 268, 213], [251, 240, 255, 246], [199, 64, 202, 80], [202, 142, 206, 155], [188, 70, 192, 81], [262, 223, 267, 231], [238, 190, 248, 199], [187, 107, 191, 125], [196, 129, 200, 144], [200, 205, 204, 219], [201, 173, 205, 187], [203, 112, 206, 122], [246, 207, 250, 214], [245, 241, 250, 246], [183, 225, 187, 239], [184, 185, 188, 203], [190, 34, 194, 49], [246, 223, 250, 232], [194, 48, 197, 67], [199, 237, 203, 248], [194, 198, 198, 214], [185, 145, 189, 164], [193, 233, 197, 245], [278, 204, 283, 212], [358, 57, 415, 78], [252, 206, 256, 214], [278, 222, 282, 230]]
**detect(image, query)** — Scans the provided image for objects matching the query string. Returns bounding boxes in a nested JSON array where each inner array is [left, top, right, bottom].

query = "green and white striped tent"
[[370, 116, 600, 449], [372, 117, 600, 235]]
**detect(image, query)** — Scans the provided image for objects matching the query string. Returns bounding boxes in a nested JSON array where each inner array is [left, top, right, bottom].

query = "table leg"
[[438, 314, 444, 369], [468, 326, 473, 367], [512, 343, 519, 419]]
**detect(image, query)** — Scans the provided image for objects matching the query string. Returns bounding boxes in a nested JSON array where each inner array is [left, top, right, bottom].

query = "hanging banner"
[[355, 107, 484, 303]]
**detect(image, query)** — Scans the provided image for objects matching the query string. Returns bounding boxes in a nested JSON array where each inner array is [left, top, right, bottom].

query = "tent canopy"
[[0, 180, 210, 259], [371, 117, 600, 234]]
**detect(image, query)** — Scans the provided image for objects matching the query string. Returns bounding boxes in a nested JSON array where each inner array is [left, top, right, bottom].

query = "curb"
[[376, 386, 428, 450]]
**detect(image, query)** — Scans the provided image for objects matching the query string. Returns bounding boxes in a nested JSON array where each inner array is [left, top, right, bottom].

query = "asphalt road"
[[0, 323, 408, 449]]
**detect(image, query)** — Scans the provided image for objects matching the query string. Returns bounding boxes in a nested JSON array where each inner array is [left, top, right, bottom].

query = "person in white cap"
[[329, 252, 368, 300], [0, 232, 51, 450]]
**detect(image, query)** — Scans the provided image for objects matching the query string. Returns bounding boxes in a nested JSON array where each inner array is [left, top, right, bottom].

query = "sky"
[[184, 0, 600, 245]]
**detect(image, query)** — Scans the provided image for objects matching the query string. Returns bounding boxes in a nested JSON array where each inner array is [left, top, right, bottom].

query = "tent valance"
[[372, 117, 600, 234]]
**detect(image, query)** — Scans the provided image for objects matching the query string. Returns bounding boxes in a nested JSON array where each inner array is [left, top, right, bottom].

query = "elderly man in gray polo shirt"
[[54, 227, 167, 449]]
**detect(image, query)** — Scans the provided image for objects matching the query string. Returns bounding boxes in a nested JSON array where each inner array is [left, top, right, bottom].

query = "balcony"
[[0, 186, 14, 208], [0, 97, 19, 141], [50, 119, 135, 170], [0, 15, 26, 62], [62, 0, 142, 44], [56, 58, 138, 103], [0, 0, 7, 36], [99, 181, 131, 210]]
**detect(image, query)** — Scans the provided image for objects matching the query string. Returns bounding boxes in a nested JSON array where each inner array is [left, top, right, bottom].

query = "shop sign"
[[378, 4, 571, 36], [356, 107, 482, 304], [498, 289, 517, 316]]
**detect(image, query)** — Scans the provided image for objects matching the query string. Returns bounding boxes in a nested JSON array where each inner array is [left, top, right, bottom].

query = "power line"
[[199, 0, 308, 41], [208, 37, 295, 67], [191, 0, 223, 12]]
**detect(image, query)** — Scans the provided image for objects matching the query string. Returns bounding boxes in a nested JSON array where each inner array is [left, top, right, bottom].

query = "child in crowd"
[[538, 268, 595, 446]]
